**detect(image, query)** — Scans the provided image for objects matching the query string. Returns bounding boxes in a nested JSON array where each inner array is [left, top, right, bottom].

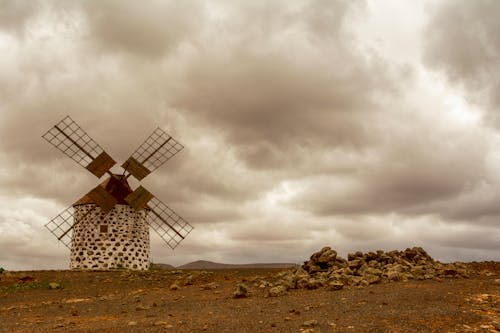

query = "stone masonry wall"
[[70, 204, 150, 270]]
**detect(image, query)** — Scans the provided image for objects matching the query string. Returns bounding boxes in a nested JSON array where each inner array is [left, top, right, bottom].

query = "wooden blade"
[[87, 186, 117, 214], [121, 157, 150, 181], [86, 151, 116, 178], [125, 185, 153, 211]]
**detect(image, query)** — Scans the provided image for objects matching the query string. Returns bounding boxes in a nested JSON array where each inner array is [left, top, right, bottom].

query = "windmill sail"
[[122, 127, 184, 181], [42, 116, 116, 178], [147, 197, 193, 249], [44, 205, 98, 249]]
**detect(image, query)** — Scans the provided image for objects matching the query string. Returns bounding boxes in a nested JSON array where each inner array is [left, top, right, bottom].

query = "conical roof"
[[73, 174, 133, 206]]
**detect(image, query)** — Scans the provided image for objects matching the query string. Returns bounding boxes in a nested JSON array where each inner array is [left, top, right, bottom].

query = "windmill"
[[42, 116, 193, 270]]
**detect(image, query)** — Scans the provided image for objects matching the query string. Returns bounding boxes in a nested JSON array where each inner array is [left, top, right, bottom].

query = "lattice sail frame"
[[123, 127, 184, 181], [42, 116, 106, 170], [148, 197, 193, 249], [44, 207, 74, 249], [45, 206, 97, 249]]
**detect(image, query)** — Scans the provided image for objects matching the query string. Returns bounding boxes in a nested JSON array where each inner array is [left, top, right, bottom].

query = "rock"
[[326, 281, 344, 291], [279, 277, 295, 290], [479, 270, 494, 277], [365, 267, 383, 276], [170, 283, 180, 290], [233, 284, 249, 298], [492, 321, 500, 330], [366, 275, 381, 285], [49, 282, 61, 290], [279, 245, 468, 292], [296, 278, 309, 289], [304, 263, 322, 273], [182, 275, 194, 286], [306, 278, 325, 289], [127, 321, 138, 326], [19, 275, 35, 282], [301, 319, 319, 328], [317, 247, 337, 264], [386, 271, 401, 281], [268, 285, 288, 297], [348, 259, 363, 270], [342, 267, 354, 275], [443, 264, 458, 276], [348, 276, 364, 286], [154, 321, 168, 326], [201, 282, 218, 290], [358, 279, 369, 287]]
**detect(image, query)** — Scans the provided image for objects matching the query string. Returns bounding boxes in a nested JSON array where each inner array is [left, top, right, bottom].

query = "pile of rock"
[[266, 246, 471, 295]]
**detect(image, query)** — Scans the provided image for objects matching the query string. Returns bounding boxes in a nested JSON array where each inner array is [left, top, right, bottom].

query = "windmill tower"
[[42, 116, 193, 270]]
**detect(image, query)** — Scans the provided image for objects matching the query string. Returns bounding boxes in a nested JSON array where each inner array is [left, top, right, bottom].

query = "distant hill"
[[176, 260, 298, 270]]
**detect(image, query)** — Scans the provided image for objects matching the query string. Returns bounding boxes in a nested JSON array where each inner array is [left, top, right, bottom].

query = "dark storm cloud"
[[79, 0, 204, 58], [167, 1, 397, 167], [0, 0, 39, 35], [0, 0, 499, 269], [424, 0, 500, 125]]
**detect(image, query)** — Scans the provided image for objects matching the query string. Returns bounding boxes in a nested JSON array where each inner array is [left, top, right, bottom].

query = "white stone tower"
[[69, 175, 150, 270], [70, 204, 150, 270]]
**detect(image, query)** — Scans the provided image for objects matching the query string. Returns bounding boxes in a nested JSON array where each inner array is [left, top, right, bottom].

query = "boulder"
[[317, 247, 337, 264], [233, 284, 249, 298], [326, 281, 344, 291], [268, 285, 287, 297]]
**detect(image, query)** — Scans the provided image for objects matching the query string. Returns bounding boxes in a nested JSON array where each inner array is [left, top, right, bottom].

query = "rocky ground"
[[0, 247, 499, 332]]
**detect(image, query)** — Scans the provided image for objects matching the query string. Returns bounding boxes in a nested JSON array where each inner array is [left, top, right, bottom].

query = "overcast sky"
[[0, 0, 499, 270]]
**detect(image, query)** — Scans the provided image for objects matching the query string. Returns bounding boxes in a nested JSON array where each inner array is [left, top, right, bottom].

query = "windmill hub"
[[42, 116, 193, 270]]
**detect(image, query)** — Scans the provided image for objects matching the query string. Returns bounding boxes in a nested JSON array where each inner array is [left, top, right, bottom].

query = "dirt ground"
[[0, 263, 499, 333]]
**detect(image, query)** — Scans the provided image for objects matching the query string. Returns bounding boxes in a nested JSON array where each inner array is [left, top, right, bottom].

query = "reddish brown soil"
[[0, 263, 499, 333]]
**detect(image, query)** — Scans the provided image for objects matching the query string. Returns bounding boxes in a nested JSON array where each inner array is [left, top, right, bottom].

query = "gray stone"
[[306, 278, 325, 289], [317, 248, 337, 264], [201, 282, 218, 290], [233, 284, 249, 298], [182, 275, 194, 286], [268, 285, 287, 297], [326, 281, 344, 291], [49, 282, 61, 290], [296, 278, 309, 289], [348, 259, 363, 269], [386, 271, 401, 281], [365, 274, 381, 284], [301, 319, 319, 328]]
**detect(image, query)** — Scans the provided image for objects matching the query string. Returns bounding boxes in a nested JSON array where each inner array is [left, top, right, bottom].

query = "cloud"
[[79, 0, 205, 58], [0, 0, 499, 270], [423, 0, 500, 126]]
